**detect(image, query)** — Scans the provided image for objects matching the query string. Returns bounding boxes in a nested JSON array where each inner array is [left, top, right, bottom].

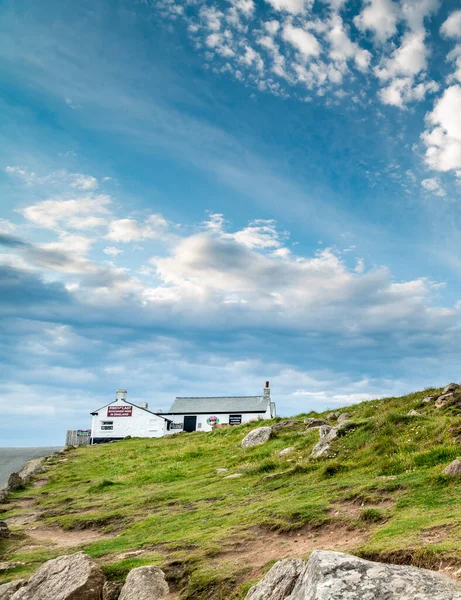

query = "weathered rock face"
[[245, 550, 461, 600], [337, 413, 351, 424], [408, 409, 422, 416], [443, 459, 461, 476], [103, 581, 123, 600], [241, 427, 272, 448], [118, 566, 169, 600], [443, 383, 460, 394], [246, 558, 305, 600], [319, 425, 337, 442], [0, 580, 27, 600], [19, 459, 45, 484], [326, 412, 339, 420], [279, 447, 295, 458], [435, 394, 454, 408], [7, 473, 22, 492], [0, 521, 11, 539], [422, 396, 435, 403], [11, 552, 105, 600], [310, 439, 331, 458], [304, 419, 327, 429]]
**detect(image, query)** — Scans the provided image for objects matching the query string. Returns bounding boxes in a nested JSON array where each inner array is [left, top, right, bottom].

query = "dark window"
[[229, 414, 242, 425]]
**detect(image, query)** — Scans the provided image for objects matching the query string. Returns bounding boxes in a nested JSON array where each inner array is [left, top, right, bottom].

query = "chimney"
[[264, 381, 271, 398], [116, 389, 127, 402], [139, 402, 149, 410], [155, 409, 162, 414]]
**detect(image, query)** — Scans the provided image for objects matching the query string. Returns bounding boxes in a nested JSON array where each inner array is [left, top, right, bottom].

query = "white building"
[[90, 389, 171, 444], [165, 381, 276, 433]]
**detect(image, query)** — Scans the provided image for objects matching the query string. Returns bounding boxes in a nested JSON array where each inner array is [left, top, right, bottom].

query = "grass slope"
[[1, 386, 461, 598]]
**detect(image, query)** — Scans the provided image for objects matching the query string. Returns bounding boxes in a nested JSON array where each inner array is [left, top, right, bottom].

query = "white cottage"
[[166, 381, 276, 433], [90, 389, 171, 444]]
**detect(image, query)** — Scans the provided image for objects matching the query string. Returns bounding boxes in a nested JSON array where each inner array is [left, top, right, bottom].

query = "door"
[[183, 416, 197, 432]]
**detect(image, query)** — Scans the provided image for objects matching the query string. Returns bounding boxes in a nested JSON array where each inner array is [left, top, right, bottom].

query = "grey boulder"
[[11, 552, 105, 600], [246, 550, 461, 600], [319, 425, 337, 441], [310, 440, 331, 458], [337, 413, 351, 424], [304, 419, 327, 429], [443, 459, 461, 476], [246, 559, 305, 600], [241, 427, 272, 448], [408, 409, 422, 416], [279, 447, 295, 458], [0, 581, 27, 600], [118, 566, 169, 600], [443, 383, 460, 394]]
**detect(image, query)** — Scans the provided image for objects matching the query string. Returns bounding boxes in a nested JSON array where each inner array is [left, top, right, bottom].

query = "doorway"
[[183, 415, 197, 432]]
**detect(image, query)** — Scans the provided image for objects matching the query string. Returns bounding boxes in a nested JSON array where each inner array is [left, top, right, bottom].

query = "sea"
[[0, 447, 63, 487]]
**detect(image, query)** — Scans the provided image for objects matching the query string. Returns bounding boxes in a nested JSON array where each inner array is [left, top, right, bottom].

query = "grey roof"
[[168, 395, 270, 414], [91, 400, 172, 421]]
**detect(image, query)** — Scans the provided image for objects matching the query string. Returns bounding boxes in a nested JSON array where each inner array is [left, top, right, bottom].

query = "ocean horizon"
[[0, 447, 63, 487]]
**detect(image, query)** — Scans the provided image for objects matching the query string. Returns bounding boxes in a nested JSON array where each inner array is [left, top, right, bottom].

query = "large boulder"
[[443, 459, 461, 476], [245, 550, 461, 600], [0, 581, 27, 600], [246, 559, 304, 600], [435, 394, 454, 408], [7, 473, 22, 492], [11, 552, 105, 600], [118, 566, 169, 600], [310, 439, 331, 458], [241, 427, 272, 448], [319, 425, 337, 441], [443, 383, 460, 394], [19, 459, 45, 484]]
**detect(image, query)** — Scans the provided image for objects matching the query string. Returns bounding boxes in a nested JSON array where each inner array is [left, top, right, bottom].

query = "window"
[[101, 420, 113, 431]]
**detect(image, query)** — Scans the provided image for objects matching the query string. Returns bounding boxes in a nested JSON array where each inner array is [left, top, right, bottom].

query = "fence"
[[65, 430, 92, 447]]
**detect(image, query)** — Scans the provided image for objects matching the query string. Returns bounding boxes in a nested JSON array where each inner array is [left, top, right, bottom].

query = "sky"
[[1, 0, 461, 446]]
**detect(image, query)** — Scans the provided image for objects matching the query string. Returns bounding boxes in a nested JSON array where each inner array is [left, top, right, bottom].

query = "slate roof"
[[168, 395, 270, 414]]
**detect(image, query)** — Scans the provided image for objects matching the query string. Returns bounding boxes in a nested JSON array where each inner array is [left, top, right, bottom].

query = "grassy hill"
[[1, 386, 461, 598]]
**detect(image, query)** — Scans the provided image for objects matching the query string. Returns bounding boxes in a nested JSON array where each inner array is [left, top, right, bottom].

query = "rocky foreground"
[[1, 549, 461, 600]]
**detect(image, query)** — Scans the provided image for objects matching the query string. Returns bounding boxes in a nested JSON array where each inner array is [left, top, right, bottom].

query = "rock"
[[0, 581, 27, 600], [216, 468, 228, 473], [0, 563, 24, 572], [272, 420, 299, 431], [279, 447, 295, 458], [118, 566, 169, 600], [246, 550, 461, 600], [245, 558, 305, 600], [326, 412, 339, 420], [19, 459, 45, 484], [261, 470, 290, 482], [422, 396, 435, 403], [408, 409, 422, 416], [241, 427, 272, 448], [103, 581, 123, 600], [0, 521, 12, 539], [11, 551, 105, 600], [435, 394, 454, 408], [443, 383, 460, 394], [7, 473, 22, 492], [304, 418, 327, 429], [310, 439, 331, 458], [337, 413, 351, 424], [319, 425, 338, 441], [443, 459, 461, 476], [223, 473, 242, 479]]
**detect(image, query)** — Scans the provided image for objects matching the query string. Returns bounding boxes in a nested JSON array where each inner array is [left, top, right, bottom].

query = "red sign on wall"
[[108, 405, 133, 417]]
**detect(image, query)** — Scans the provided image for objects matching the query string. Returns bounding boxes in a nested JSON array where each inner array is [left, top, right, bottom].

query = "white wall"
[[166, 409, 271, 434], [91, 399, 168, 440]]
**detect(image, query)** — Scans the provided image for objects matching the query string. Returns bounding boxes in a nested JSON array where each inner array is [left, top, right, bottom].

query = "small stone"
[[326, 412, 339, 420], [408, 409, 422, 416], [442, 459, 461, 476], [422, 396, 435, 403], [118, 566, 169, 600], [443, 383, 460, 394], [223, 473, 243, 479], [241, 427, 272, 448], [216, 468, 228, 474], [278, 447, 295, 458], [304, 418, 327, 429]]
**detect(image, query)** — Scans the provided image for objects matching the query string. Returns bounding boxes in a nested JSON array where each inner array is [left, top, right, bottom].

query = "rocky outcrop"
[[435, 394, 454, 408], [0, 581, 27, 600], [304, 419, 327, 429], [241, 427, 272, 448], [326, 412, 339, 420], [337, 413, 351, 424], [310, 425, 338, 458], [443, 383, 460, 394], [103, 581, 123, 600], [422, 396, 435, 403], [279, 447, 295, 458], [245, 550, 461, 600], [1, 457, 48, 503], [272, 421, 299, 431], [11, 552, 105, 600], [7, 473, 23, 492], [118, 566, 169, 600], [443, 459, 461, 476], [246, 558, 305, 600]]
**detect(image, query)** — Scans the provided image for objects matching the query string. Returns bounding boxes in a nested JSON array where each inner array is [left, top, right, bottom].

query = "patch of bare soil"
[[210, 523, 368, 578], [419, 524, 453, 544], [5, 511, 41, 526], [329, 500, 394, 520], [32, 479, 49, 489], [23, 526, 108, 547], [15, 498, 35, 509]]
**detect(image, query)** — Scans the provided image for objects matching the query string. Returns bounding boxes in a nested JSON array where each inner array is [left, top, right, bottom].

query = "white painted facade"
[[90, 390, 170, 443], [166, 404, 274, 434]]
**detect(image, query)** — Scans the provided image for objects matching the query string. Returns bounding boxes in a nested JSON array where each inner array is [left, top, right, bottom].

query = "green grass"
[[1, 386, 461, 598]]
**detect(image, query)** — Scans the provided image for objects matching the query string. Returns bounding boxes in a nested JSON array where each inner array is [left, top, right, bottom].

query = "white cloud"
[[354, 0, 399, 43], [104, 246, 123, 257], [421, 177, 446, 197], [264, 0, 312, 15], [441, 10, 461, 39], [282, 24, 321, 60], [401, 0, 440, 33], [20, 194, 111, 230], [375, 32, 428, 80], [5, 166, 99, 190], [447, 45, 461, 83], [69, 174, 98, 190], [379, 76, 438, 107], [327, 15, 371, 72], [106, 214, 168, 242], [422, 85, 461, 172]]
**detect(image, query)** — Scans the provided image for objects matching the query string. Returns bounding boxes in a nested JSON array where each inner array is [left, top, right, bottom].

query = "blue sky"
[[1, 0, 461, 445]]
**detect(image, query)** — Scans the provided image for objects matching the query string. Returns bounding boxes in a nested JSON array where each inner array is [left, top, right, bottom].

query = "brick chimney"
[[264, 381, 271, 398]]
